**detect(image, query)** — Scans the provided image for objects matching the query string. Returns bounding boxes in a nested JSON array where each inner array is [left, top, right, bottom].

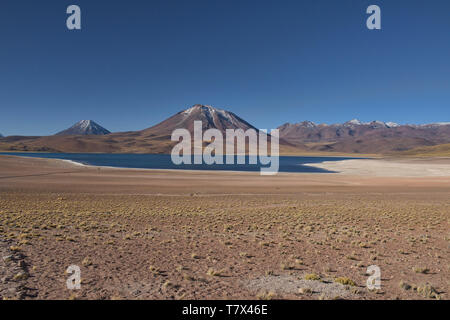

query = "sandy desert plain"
[[0, 155, 449, 300]]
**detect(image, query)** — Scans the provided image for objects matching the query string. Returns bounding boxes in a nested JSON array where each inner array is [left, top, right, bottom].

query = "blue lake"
[[0, 153, 358, 173]]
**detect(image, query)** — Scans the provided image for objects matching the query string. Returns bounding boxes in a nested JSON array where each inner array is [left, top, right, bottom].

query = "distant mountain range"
[[56, 120, 111, 136], [278, 119, 450, 154], [0, 104, 449, 155]]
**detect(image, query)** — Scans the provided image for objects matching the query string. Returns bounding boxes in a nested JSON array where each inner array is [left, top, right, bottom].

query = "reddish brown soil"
[[0, 156, 448, 300]]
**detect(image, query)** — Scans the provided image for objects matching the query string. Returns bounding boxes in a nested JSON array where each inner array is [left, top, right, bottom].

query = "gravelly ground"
[[0, 155, 448, 300], [0, 237, 30, 299]]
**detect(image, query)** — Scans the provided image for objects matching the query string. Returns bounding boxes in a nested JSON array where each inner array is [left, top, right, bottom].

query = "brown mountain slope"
[[391, 143, 450, 157], [0, 105, 303, 154], [0, 132, 177, 154], [2, 107, 449, 155], [307, 136, 436, 154], [279, 120, 450, 154]]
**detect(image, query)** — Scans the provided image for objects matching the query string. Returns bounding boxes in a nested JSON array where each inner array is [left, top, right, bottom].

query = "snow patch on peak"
[[184, 104, 230, 119], [429, 122, 450, 126], [386, 122, 400, 128], [181, 104, 248, 129], [298, 121, 316, 128], [369, 120, 387, 127], [344, 119, 363, 126], [77, 120, 92, 130], [417, 122, 450, 128], [184, 104, 223, 115]]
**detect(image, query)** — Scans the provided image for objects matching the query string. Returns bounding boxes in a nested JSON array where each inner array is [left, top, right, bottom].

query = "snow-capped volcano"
[[56, 120, 111, 136], [142, 104, 258, 135]]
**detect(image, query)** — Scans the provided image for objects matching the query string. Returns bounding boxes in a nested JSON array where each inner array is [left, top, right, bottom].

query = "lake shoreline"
[[0, 152, 356, 174], [2, 153, 450, 177]]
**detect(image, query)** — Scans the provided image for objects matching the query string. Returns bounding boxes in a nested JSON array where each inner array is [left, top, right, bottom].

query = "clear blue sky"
[[1, 0, 449, 136]]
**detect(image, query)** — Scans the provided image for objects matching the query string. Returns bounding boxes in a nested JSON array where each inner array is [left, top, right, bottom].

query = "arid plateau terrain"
[[0, 155, 449, 300]]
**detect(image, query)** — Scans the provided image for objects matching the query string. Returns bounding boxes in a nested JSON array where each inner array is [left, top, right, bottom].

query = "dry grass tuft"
[[304, 273, 321, 281], [334, 277, 356, 286]]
